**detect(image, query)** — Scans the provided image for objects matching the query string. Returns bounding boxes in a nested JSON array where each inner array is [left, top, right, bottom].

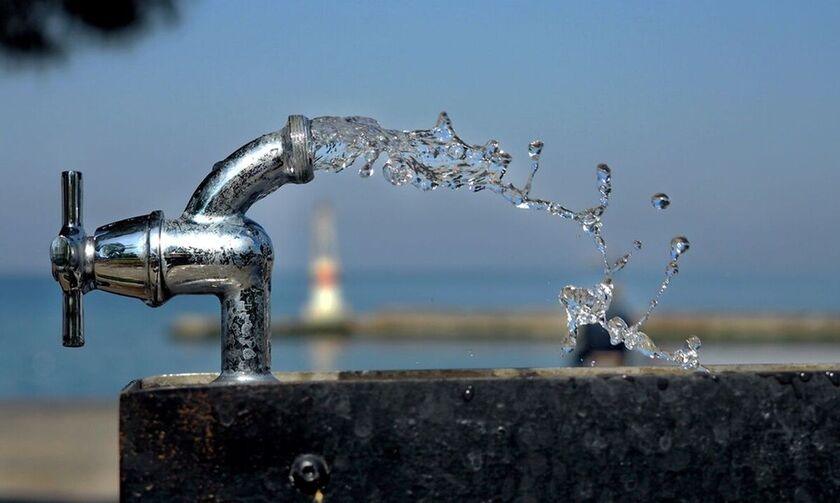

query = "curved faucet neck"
[[183, 115, 314, 220]]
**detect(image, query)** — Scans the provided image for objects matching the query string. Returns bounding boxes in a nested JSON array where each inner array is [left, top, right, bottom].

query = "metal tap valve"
[[49, 116, 314, 382]]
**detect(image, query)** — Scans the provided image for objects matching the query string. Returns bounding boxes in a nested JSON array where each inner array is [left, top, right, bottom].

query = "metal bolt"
[[290, 454, 330, 495]]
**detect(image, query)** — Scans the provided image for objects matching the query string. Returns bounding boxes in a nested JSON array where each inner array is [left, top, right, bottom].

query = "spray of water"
[[309, 113, 702, 369]]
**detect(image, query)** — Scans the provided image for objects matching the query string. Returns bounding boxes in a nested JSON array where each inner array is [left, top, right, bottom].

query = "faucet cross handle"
[[50, 171, 93, 347]]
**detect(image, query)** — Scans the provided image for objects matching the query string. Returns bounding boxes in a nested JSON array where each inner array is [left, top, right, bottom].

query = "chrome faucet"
[[50, 115, 314, 383]]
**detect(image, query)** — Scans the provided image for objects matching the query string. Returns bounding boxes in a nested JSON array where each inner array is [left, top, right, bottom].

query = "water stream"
[[308, 113, 701, 369]]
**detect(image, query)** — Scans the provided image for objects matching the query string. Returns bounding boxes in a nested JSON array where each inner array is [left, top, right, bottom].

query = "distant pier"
[[171, 310, 840, 343]]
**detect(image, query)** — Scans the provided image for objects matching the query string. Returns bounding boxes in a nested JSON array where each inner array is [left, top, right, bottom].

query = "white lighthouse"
[[303, 203, 349, 322]]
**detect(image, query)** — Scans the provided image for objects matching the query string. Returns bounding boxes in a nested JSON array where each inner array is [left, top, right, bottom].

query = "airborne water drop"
[[528, 140, 544, 160], [359, 163, 374, 178], [687, 335, 702, 351], [670, 236, 690, 260], [651, 193, 670, 210], [596, 164, 611, 183]]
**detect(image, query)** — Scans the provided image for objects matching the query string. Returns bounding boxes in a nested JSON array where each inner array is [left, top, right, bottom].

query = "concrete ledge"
[[121, 365, 840, 501]]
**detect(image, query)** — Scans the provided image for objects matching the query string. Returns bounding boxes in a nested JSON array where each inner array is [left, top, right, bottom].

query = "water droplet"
[[434, 112, 454, 141], [382, 159, 412, 186], [633, 240, 642, 250], [666, 260, 679, 276], [596, 164, 611, 184], [594, 235, 606, 253], [463, 385, 474, 402], [447, 144, 465, 159], [466, 451, 483, 471], [215, 402, 236, 427], [651, 193, 670, 209], [596, 164, 612, 203], [607, 317, 628, 346], [637, 332, 659, 356], [579, 211, 601, 234], [359, 163, 374, 178], [464, 147, 483, 164], [612, 254, 630, 272], [527, 140, 543, 160], [353, 415, 373, 438], [560, 282, 614, 336], [623, 328, 641, 349], [483, 140, 500, 159], [332, 157, 349, 171], [687, 336, 701, 351], [670, 236, 690, 260], [671, 348, 700, 370], [658, 434, 673, 451]]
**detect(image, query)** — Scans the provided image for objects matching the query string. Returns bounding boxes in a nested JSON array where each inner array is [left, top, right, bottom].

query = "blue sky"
[[1, 0, 839, 280]]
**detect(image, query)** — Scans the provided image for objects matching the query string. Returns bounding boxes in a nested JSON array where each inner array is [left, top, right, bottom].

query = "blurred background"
[[1, 0, 839, 500]]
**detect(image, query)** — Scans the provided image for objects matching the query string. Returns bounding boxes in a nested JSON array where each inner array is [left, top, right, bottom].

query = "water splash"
[[309, 113, 701, 369]]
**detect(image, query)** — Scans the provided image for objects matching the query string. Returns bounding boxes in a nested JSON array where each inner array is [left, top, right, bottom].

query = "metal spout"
[[184, 115, 313, 219]]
